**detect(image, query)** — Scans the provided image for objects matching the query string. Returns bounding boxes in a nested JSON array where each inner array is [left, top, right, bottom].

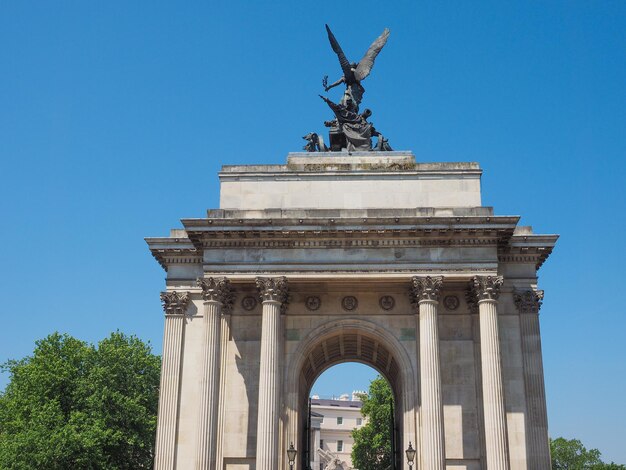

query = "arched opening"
[[285, 320, 417, 470], [307, 363, 395, 470]]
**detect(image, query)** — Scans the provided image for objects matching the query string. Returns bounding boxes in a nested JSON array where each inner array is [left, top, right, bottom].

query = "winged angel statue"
[[323, 24, 390, 112], [303, 25, 393, 152]]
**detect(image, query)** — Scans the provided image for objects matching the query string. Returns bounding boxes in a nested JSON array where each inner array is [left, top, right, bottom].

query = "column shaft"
[[155, 315, 185, 470], [195, 300, 222, 469], [155, 291, 189, 470], [411, 276, 445, 470], [479, 299, 510, 470], [255, 300, 282, 470], [419, 299, 446, 470], [520, 312, 550, 469]]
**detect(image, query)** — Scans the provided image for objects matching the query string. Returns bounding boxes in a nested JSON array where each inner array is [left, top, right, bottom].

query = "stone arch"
[[282, 317, 418, 470]]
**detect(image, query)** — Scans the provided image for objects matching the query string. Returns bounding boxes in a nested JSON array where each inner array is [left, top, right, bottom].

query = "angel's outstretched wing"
[[325, 24, 352, 78], [355, 28, 390, 82]]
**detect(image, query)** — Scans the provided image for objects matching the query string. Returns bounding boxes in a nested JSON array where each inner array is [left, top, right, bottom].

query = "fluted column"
[[469, 276, 510, 470], [155, 291, 190, 470], [195, 277, 234, 470], [515, 289, 551, 470], [255, 277, 289, 470], [411, 276, 446, 470]]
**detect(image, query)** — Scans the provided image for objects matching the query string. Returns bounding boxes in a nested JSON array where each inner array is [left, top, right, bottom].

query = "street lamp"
[[405, 442, 416, 468], [287, 442, 297, 470]]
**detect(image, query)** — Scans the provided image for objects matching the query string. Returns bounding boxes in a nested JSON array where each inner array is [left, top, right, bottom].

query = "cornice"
[[180, 216, 519, 252], [498, 234, 559, 269], [145, 237, 200, 271], [182, 215, 519, 230], [219, 159, 482, 179]]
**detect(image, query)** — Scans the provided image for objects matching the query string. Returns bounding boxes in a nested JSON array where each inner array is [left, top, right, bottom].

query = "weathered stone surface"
[[219, 153, 483, 210], [147, 152, 558, 470]]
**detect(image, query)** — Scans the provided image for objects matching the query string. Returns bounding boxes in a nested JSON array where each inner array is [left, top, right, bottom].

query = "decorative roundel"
[[241, 296, 258, 311], [379, 295, 395, 311], [341, 296, 358, 311], [444, 295, 460, 311], [305, 296, 321, 311]]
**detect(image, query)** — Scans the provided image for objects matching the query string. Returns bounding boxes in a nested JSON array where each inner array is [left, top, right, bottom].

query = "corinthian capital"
[[160, 291, 190, 316], [197, 277, 235, 313], [410, 276, 443, 308], [466, 275, 504, 313], [514, 289, 544, 314], [256, 277, 289, 311]]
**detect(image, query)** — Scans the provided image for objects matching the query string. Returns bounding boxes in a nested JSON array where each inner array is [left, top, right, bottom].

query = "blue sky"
[[1, 0, 625, 463]]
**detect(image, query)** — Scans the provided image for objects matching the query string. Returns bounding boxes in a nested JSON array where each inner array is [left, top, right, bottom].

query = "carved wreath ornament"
[[443, 295, 460, 311], [379, 295, 395, 311], [305, 296, 321, 311], [341, 296, 358, 311], [241, 296, 258, 311]]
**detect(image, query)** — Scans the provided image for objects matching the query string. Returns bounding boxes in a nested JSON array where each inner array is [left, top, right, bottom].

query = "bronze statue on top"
[[323, 24, 390, 113], [304, 25, 393, 153]]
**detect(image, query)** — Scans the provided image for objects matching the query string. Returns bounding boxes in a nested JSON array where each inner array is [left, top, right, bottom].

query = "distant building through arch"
[[309, 392, 366, 470]]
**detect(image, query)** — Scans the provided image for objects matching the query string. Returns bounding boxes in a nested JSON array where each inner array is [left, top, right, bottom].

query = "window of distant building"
[[356, 418, 362, 426], [320, 439, 324, 449], [337, 440, 344, 452], [337, 416, 343, 425]]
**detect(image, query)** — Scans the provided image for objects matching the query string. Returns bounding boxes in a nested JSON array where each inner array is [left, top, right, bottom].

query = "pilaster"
[[515, 289, 551, 470]]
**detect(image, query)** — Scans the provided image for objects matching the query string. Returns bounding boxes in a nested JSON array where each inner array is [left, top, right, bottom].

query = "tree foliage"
[[351, 375, 394, 470], [550, 437, 625, 469], [0, 332, 161, 470]]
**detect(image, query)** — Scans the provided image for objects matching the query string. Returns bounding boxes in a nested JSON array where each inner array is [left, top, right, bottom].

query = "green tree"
[[351, 375, 394, 470], [0, 332, 161, 470], [550, 437, 626, 469]]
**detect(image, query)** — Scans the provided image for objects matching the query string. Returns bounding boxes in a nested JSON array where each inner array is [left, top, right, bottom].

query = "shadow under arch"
[[283, 317, 419, 470]]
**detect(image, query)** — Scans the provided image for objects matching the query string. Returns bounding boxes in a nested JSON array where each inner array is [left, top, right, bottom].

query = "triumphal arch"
[[147, 25, 557, 470]]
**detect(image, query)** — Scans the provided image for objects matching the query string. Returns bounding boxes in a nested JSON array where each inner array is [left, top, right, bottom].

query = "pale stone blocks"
[[147, 152, 557, 470]]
